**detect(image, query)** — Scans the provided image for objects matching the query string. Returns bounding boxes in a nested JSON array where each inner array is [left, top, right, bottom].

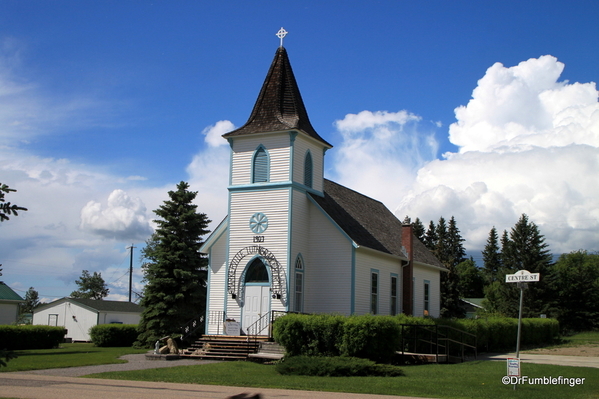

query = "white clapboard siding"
[[230, 134, 292, 186], [354, 249, 402, 315], [305, 203, 353, 315], [288, 189, 312, 311], [227, 188, 290, 320], [206, 229, 228, 335], [412, 264, 441, 318], [292, 135, 325, 192]]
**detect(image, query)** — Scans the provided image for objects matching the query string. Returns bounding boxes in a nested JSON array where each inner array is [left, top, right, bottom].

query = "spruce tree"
[[482, 227, 502, 284], [438, 217, 465, 318], [412, 218, 426, 242], [483, 215, 552, 317], [424, 221, 437, 250], [136, 182, 211, 347]]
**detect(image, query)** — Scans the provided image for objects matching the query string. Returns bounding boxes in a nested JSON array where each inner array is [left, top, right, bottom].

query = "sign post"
[[505, 270, 540, 389]]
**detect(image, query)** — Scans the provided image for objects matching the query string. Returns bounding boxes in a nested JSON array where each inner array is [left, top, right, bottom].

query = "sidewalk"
[[479, 352, 599, 368], [0, 373, 424, 399]]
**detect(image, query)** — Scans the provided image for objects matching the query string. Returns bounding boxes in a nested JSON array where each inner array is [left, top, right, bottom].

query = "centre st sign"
[[505, 270, 540, 283]]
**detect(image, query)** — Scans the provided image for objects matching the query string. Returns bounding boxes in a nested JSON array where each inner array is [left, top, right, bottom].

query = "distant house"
[[0, 282, 24, 325], [461, 298, 485, 319], [32, 298, 142, 342]]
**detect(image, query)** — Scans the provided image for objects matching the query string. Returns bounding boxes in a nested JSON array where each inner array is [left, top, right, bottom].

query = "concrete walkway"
[[480, 352, 599, 368]]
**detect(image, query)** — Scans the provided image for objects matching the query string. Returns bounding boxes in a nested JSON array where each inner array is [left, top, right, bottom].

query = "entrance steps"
[[181, 335, 269, 360]]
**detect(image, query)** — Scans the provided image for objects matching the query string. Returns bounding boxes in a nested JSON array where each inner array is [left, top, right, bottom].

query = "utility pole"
[[127, 244, 136, 302]]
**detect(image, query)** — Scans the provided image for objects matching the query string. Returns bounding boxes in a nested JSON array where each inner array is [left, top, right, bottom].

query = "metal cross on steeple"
[[276, 27, 288, 47]]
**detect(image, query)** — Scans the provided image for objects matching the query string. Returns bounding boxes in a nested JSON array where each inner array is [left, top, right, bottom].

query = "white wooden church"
[[200, 38, 446, 335]]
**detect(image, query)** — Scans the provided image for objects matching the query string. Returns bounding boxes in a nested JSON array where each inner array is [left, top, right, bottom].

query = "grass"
[[86, 360, 599, 399], [0, 343, 147, 372], [524, 331, 599, 351], [556, 331, 599, 347]]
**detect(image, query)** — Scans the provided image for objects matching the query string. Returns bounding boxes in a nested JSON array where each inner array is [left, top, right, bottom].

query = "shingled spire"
[[223, 47, 332, 147]]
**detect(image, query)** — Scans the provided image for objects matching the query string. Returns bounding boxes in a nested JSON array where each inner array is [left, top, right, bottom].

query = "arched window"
[[304, 151, 313, 188], [294, 255, 304, 312], [245, 258, 269, 283], [252, 146, 269, 183]]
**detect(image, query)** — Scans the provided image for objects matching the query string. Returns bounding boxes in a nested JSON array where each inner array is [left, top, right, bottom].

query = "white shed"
[[32, 298, 142, 342], [0, 282, 24, 325]]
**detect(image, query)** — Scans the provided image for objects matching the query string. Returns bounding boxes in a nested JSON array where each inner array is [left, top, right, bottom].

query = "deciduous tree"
[[71, 270, 109, 300]]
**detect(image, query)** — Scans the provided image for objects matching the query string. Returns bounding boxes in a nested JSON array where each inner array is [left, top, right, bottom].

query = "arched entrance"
[[241, 257, 271, 333]]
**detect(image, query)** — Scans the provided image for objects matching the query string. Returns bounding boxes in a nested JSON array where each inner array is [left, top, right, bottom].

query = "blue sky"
[[1, 1, 598, 302]]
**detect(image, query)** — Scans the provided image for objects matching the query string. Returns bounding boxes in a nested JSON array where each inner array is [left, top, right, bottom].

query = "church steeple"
[[223, 46, 332, 147]]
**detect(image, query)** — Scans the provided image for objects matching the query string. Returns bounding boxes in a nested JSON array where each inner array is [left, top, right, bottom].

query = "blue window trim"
[[251, 145, 270, 183]]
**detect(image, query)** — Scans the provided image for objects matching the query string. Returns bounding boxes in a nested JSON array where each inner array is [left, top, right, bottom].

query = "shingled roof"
[[223, 47, 332, 147], [310, 180, 445, 269]]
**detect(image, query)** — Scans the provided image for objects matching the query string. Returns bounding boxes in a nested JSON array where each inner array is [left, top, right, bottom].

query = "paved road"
[[2, 352, 598, 398]]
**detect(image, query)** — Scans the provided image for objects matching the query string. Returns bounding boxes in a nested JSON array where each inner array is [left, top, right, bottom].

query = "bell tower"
[[221, 33, 332, 327]]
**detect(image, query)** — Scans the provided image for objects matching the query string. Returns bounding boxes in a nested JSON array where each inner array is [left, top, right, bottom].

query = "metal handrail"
[[400, 324, 477, 363], [180, 313, 205, 342]]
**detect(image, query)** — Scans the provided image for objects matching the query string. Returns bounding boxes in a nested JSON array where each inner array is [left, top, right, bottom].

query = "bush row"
[[275, 355, 404, 377], [273, 313, 559, 360], [0, 325, 66, 350], [89, 324, 139, 347], [436, 317, 560, 352]]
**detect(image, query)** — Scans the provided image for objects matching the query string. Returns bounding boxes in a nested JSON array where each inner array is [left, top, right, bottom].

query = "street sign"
[[507, 358, 520, 376], [505, 270, 540, 283]]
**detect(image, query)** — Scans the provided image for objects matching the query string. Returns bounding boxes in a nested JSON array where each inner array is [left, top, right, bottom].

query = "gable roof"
[[0, 282, 24, 302], [223, 46, 332, 147], [309, 180, 445, 269], [36, 297, 142, 313]]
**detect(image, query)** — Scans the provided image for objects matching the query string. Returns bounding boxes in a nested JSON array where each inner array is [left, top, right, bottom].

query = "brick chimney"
[[401, 223, 414, 316]]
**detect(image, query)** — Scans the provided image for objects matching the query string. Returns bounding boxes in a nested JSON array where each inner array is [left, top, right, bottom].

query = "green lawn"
[[87, 360, 599, 399], [0, 343, 147, 372]]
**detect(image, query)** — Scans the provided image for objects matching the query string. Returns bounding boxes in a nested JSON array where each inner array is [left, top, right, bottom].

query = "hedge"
[[273, 313, 559, 361], [276, 355, 404, 377], [0, 325, 65, 350], [89, 324, 138, 347]]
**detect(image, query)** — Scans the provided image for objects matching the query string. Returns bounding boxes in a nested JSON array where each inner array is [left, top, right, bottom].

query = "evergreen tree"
[[136, 182, 211, 347], [434, 217, 448, 263], [412, 218, 426, 242], [483, 214, 552, 317], [547, 250, 599, 332], [482, 227, 502, 284], [0, 183, 27, 222], [437, 217, 465, 318], [21, 287, 40, 313], [71, 270, 109, 300], [424, 221, 437, 250], [456, 259, 485, 298], [447, 216, 467, 268]]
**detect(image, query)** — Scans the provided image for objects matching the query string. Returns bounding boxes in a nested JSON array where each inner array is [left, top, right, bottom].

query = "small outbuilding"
[[32, 298, 142, 342], [0, 282, 24, 325]]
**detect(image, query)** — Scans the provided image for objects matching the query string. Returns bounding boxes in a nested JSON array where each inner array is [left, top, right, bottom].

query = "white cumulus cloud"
[[331, 110, 439, 207], [397, 55, 599, 253], [80, 189, 153, 240]]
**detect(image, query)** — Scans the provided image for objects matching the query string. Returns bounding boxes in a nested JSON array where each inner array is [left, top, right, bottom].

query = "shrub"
[[275, 356, 404, 377], [273, 313, 345, 357], [90, 324, 138, 347], [0, 325, 65, 350], [340, 315, 401, 363]]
